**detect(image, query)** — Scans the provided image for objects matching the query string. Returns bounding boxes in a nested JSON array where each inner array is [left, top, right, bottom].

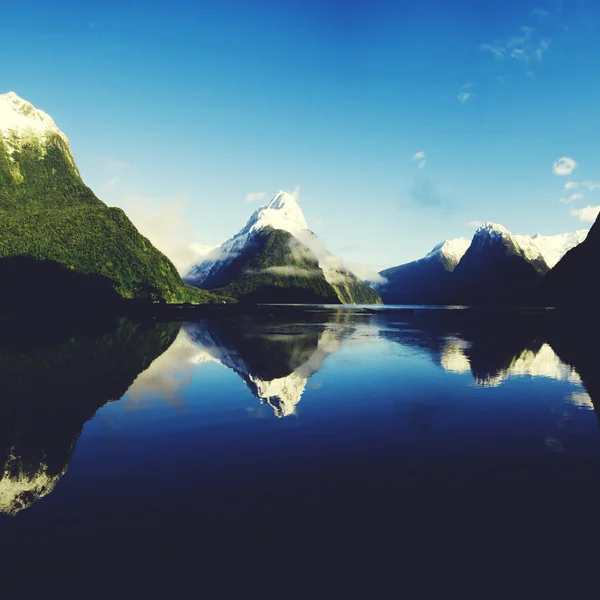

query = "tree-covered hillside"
[[0, 206, 218, 303], [0, 93, 221, 305], [204, 226, 342, 304]]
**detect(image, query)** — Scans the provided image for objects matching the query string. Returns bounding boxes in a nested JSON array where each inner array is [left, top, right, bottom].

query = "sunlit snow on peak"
[[440, 340, 582, 387], [439, 337, 471, 373]]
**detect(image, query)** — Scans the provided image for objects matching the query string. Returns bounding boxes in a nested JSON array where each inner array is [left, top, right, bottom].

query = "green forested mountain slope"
[[0, 91, 216, 304]]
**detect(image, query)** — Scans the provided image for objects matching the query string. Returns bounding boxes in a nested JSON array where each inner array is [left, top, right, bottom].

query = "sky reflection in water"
[[1, 308, 599, 585]]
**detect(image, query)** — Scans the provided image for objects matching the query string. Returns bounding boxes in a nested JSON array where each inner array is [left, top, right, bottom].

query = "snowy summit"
[[0, 91, 68, 144], [0, 91, 77, 170], [426, 238, 471, 269], [186, 190, 309, 285]]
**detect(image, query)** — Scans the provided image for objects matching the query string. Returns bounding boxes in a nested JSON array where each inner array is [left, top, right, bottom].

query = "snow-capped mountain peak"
[[0, 91, 67, 144], [473, 222, 510, 241], [186, 189, 309, 285], [0, 91, 77, 171], [529, 229, 588, 268], [244, 190, 308, 237], [466, 222, 589, 271], [426, 237, 471, 269]]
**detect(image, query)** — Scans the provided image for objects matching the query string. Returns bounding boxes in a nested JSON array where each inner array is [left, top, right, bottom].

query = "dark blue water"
[[1, 307, 599, 592]]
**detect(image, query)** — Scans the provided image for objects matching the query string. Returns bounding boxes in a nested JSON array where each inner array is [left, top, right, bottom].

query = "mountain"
[[451, 223, 550, 304], [183, 313, 353, 417], [379, 223, 587, 306], [526, 230, 588, 269], [194, 226, 341, 304], [378, 238, 470, 304], [0, 91, 218, 308], [0, 318, 180, 515], [185, 190, 382, 304], [542, 214, 600, 307]]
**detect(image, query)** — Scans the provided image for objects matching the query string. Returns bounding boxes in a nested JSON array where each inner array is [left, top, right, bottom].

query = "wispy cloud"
[[571, 205, 600, 222], [560, 192, 584, 203], [531, 7, 550, 19], [533, 39, 550, 60], [581, 181, 600, 191], [102, 155, 131, 170], [564, 180, 600, 192], [553, 157, 577, 176], [481, 26, 550, 63], [457, 92, 472, 103], [245, 191, 267, 203], [480, 43, 505, 59], [259, 266, 321, 277], [461, 82, 474, 89], [467, 220, 484, 228], [413, 150, 427, 168], [103, 176, 121, 190], [117, 192, 209, 274], [344, 262, 388, 286], [507, 25, 534, 48]]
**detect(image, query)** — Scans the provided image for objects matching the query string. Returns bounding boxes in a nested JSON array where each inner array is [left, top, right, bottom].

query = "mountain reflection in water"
[[0, 318, 180, 515], [0, 308, 600, 592]]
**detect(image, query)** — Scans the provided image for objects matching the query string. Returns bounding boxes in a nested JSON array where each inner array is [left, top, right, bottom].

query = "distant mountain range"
[[378, 223, 589, 305], [0, 91, 219, 311], [185, 190, 382, 304], [0, 90, 596, 310]]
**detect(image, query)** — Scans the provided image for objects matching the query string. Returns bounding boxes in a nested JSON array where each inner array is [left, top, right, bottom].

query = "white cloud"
[[571, 205, 600, 222], [413, 150, 427, 168], [533, 39, 550, 61], [481, 26, 550, 64], [507, 26, 533, 49], [467, 220, 484, 228], [566, 180, 600, 192], [117, 192, 208, 273], [245, 191, 267, 203], [560, 192, 584, 203], [480, 43, 505, 59], [457, 93, 472, 103], [259, 266, 321, 277], [531, 7, 549, 19], [462, 82, 473, 89], [344, 262, 388, 286], [553, 157, 577, 176]]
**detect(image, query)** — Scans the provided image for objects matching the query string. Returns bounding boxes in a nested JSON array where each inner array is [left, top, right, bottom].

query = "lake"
[[1, 306, 599, 592]]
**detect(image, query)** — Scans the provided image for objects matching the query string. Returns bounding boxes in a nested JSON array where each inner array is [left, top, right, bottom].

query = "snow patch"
[[0, 453, 65, 515], [426, 238, 471, 269], [468, 222, 587, 269]]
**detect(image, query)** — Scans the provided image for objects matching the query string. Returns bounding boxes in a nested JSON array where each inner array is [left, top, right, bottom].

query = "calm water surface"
[[1, 306, 599, 590]]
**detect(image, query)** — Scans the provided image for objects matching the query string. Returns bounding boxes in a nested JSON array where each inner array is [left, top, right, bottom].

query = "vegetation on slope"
[[329, 275, 383, 305], [0, 132, 99, 209], [0, 136, 221, 304], [200, 227, 341, 304]]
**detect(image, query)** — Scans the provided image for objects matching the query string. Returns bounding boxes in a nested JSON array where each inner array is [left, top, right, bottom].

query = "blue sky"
[[2, 0, 600, 274]]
